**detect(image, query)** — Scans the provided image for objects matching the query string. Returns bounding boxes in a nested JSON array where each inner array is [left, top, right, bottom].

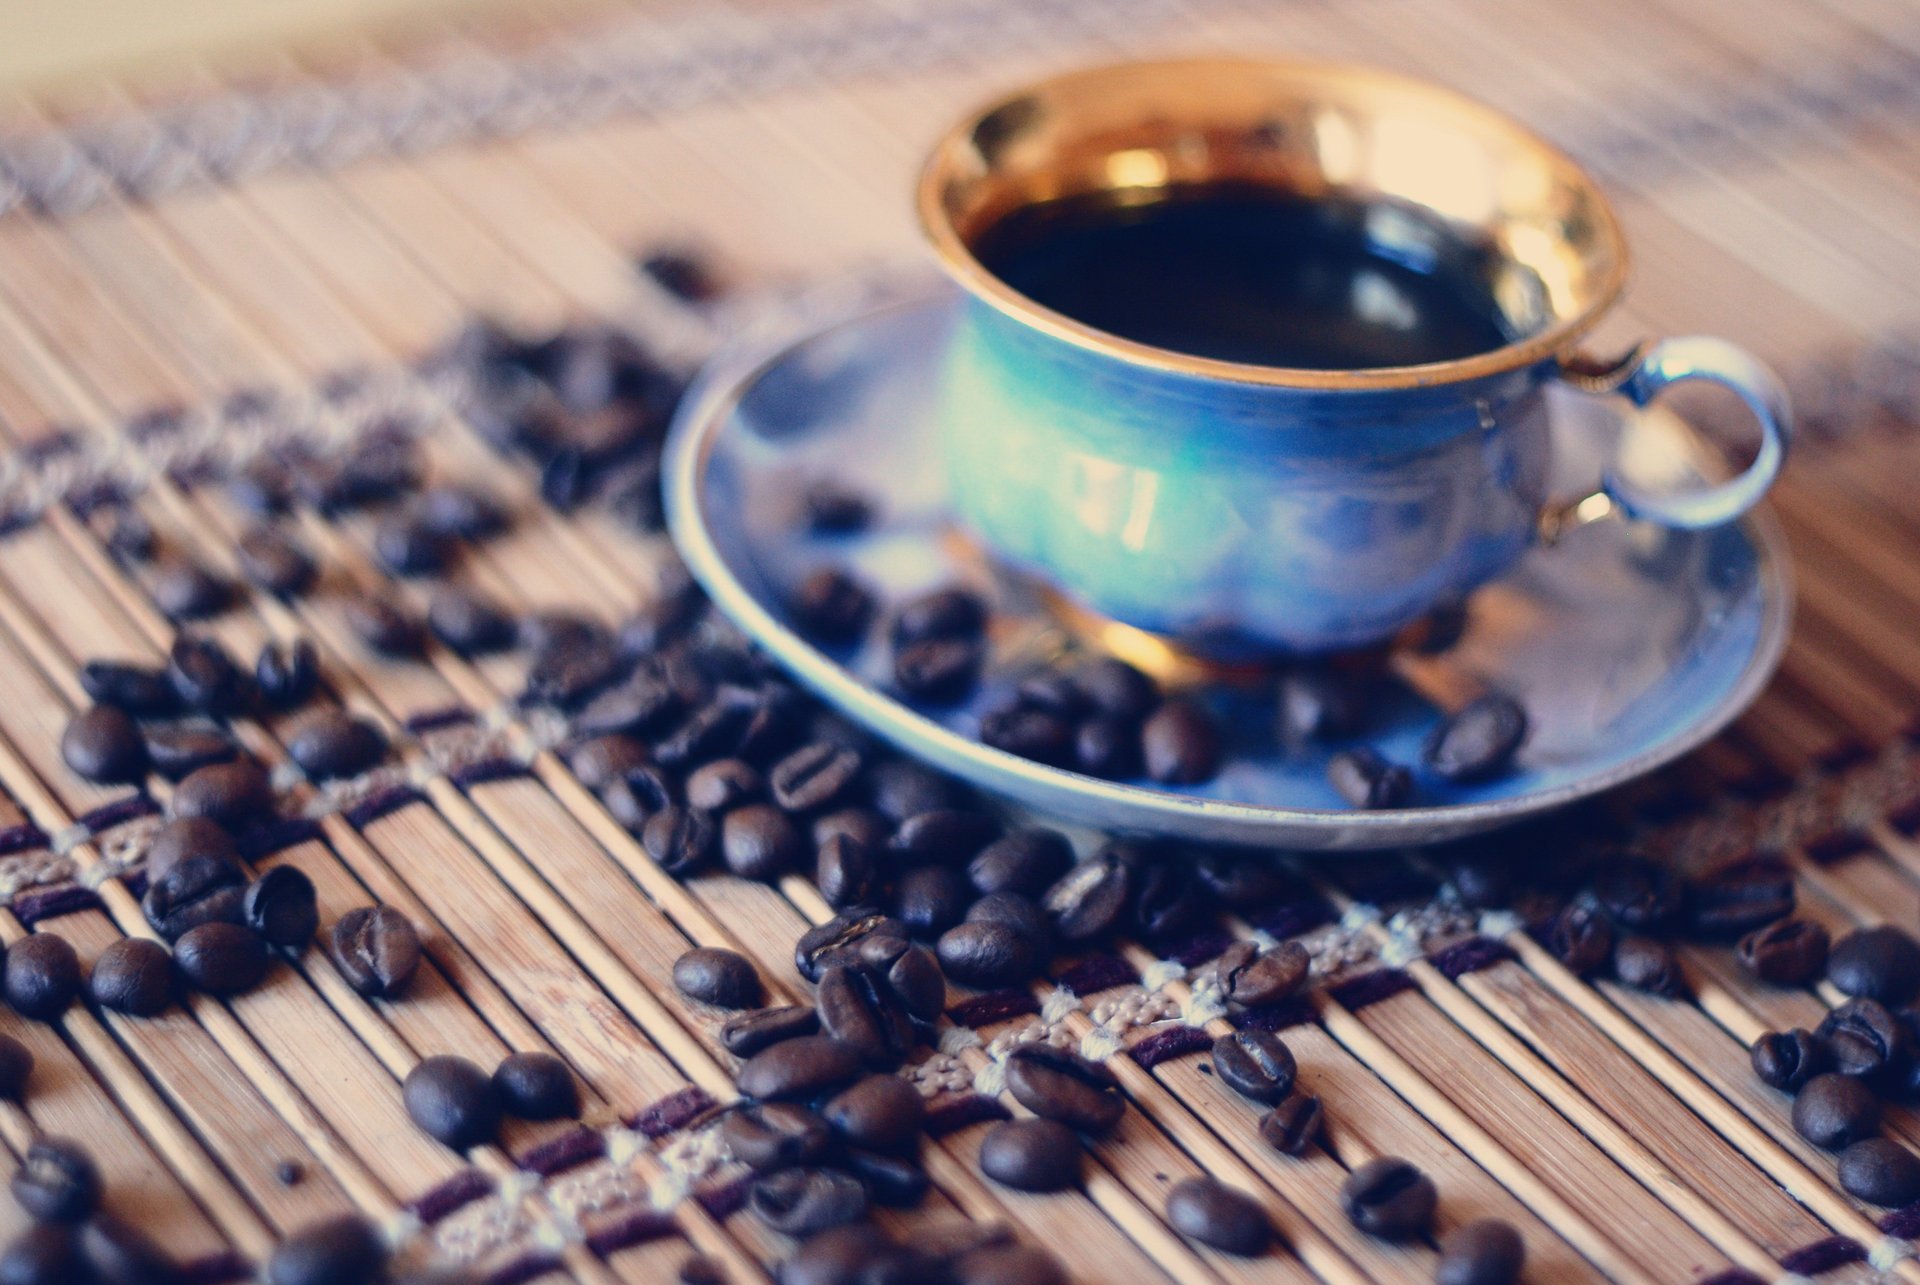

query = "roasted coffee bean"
[[255, 639, 319, 711], [815, 833, 878, 910], [617, 576, 706, 661], [492, 1052, 580, 1121], [174, 922, 268, 995], [143, 854, 245, 941], [0, 1223, 85, 1285], [1612, 936, 1685, 997], [1217, 940, 1310, 1008], [673, 947, 762, 1009], [794, 911, 907, 983], [891, 588, 987, 645], [778, 1224, 913, 1285], [11, 1139, 100, 1221], [966, 891, 1052, 945], [578, 672, 681, 742], [1141, 700, 1221, 785], [721, 804, 802, 882], [1737, 917, 1828, 986], [1837, 1137, 1920, 1206], [328, 906, 422, 998], [79, 661, 175, 716], [1327, 747, 1411, 809], [721, 1005, 820, 1058], [736, 1035, 863, 1100], [1004, 1044, 1124, 1133], [404, 1055, 501, 1150], [287, 710, 388, 781], [1828, 925, 1920, 1006], [1750, 1029, 1827, 1092], [770, 742, 864, 813], [517, 612, 604, 657], [418, 484, 508, 541], [843, 1147, 929, 1206], [1166, 1177, 1272, 1257], [1194, 852, 1295, 907], [937, 919, 1039, 988], [172, 760, 274, 830], [968, 829, 1073, 897], [815, 964, 913, 1065], [1276, 667, 1367, 742], [723, 1103, 832, 1173], [863, 759, 962, 821], [822, 1074, 924, 1153], [236, 526, 317, 597], [1073, 715, 1140, 778], [1592, 856, 1684, 931], [686, 759, 762, 812], [0, 1036, 31, 1101], [1687, 857, 1794, 937], [167, 634, 245, 714], [812, 807, 891, 854], [374, 513, 452, 578], [151, 559, 230, 621], [979, 705, 1075, 766], [60, 705, 146, 784], [1071, 657, 1158, 721], [801, 480, 871, 534], [885, 944, 946, 1022], [1131, 863, 1205, 938], [1015, 672, 1088, 717], [243, 867, 319, 948], [144, 817, 238, 884], [87, 938, 173, 1017], [788, 568, 873, 644], [654, 695, 755, 769], [894, 865, 971, 937], [3, 936, 79, 1022], [427, 588, 516, 657], [144, 725, 239, 781], [1547, 904, 1613, 976], [1044, 851, 1133, 942], [342, 593, 423, 657], [643, 807, 716, 877], [749, 1167, 868, 1236], [1436, 1220, 1526, 1285], [266, 1214, 388, 1285], [1212, 1030, 1297, 1104], [1793, 1073, 1880, 1150], [1445, 854, 1514, 909], [79, 1212, 181, 1284], [1818, 998, 1908, 1080], [1258, 1093, 1323, 1155], [888, 809, 998, 866], [978, 1118, 1080, 1192], [523, 635, 628, 709], [1422, 694, 1527, 781], [894, 638, 982, 704], [565, 735, 648, 792], [1340, 1156, 1436, 1240]]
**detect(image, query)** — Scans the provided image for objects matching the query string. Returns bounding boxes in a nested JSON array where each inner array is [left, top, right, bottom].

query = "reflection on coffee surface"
[[971, 183, 1514, 370]]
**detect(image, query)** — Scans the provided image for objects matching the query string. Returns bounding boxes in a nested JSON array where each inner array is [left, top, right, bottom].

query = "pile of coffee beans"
[[0, 1136, 182, 1283], [402, 1051, 578, 1152]]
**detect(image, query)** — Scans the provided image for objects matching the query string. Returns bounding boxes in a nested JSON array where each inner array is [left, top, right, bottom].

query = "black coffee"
[[973, 184, 1512, 369]]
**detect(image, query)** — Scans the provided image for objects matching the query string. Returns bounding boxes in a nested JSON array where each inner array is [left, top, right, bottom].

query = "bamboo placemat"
[[0, 0, 1912, 1280]]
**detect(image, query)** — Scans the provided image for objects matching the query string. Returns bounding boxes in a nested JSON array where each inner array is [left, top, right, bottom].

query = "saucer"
[[665, 279, 1792, 851]]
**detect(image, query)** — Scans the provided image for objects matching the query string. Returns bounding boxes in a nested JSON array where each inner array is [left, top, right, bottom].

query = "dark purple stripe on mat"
[[235, 818, 324, 861], [181, 1251, 255, 1284], [1695, 1272, 1765, 1285], [1816, 739, 1873, 772], [1633, 788, 1707, 825], [517, 1125, 605, 1176], [948, 989, 1040, 1028], [1882, 1201, 1920, 1237], [344, 786, 424, 828], [405, 706, 475, 734], [924, 1094, 1010, 1137], [1128, 1025, 1213, 1069], [0, 824, 48, 856], [1229, 998, 1317, 1033], [1152, 929, 1234, 969], [1430, 936, 1516, 979], [0, 511, 34, 540], [13, 884, 101, 926], [1779, 1237, 1865, 1274], [1247, 896, 1336, 940], [79, 795, 159, 832], [1055, 955, 1137, 996], [407, 1168, 493, 1224], [122, 869, 149, 899], [1889, 792, 1920, 835], [450, 759, 533, 788], [1803, 825, 1872, 864], [1728, 765, 1792, 803], [695, 1174, 753, 1221], [65, 481, 127, 518], [1327, 969, 1417, 1011], [487, 1251, 564, 1285], [629, 1086, 715, 1138], [585, 1205, 677, 1258]]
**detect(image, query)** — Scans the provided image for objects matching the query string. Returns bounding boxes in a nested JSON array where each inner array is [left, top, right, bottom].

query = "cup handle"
[[1538, 336, 1793, 543]]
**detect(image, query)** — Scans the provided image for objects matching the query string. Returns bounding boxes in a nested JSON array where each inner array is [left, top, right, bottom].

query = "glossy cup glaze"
[[919, 58, 1790, 656]]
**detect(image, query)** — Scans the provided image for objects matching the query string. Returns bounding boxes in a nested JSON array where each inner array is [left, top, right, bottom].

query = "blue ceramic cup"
[[918, 59, 1790, 657]]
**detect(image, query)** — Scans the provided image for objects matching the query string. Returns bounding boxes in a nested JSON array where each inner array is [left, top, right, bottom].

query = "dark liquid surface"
[[972, 185, 1514, 370]]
